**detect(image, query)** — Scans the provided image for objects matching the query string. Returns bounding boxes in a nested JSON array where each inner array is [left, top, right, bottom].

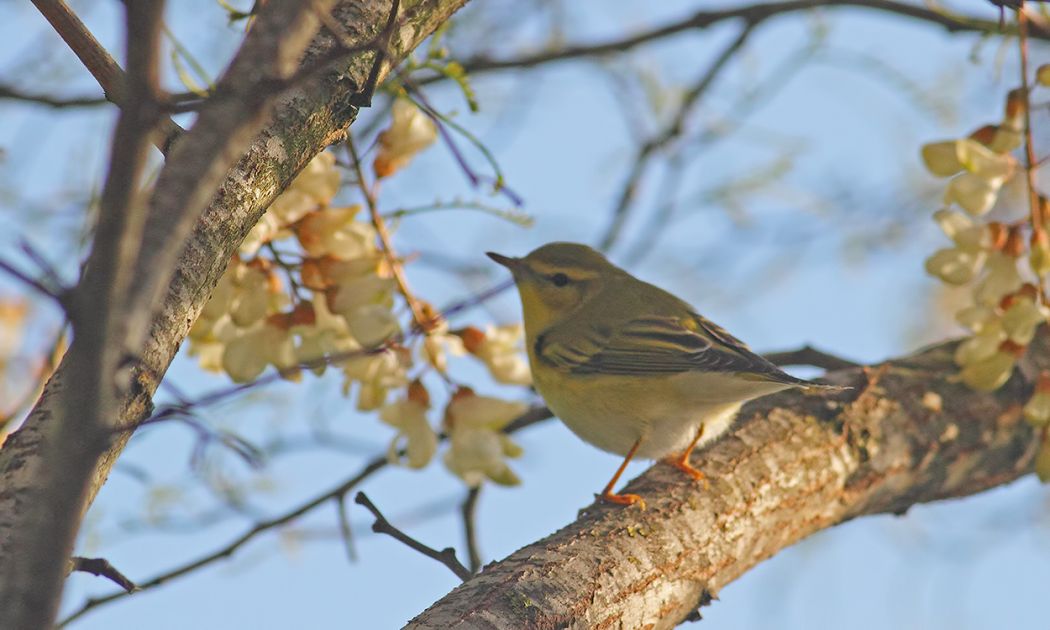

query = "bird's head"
[[487, 242, 619, 335]]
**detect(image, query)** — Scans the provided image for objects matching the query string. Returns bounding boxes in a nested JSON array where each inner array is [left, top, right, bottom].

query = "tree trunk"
[[407, 333, 1045, 629]]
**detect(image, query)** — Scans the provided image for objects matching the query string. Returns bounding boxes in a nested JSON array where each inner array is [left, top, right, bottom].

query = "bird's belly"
[[534, 370, 756, 459]]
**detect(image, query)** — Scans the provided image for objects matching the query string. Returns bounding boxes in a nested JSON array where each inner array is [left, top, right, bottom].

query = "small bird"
[[488, 242, 841, 507]]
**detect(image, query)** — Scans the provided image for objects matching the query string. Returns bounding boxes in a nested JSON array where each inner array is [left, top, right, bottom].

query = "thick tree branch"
[[407, 332, 1047, 629], [0, 4, 166, 626]]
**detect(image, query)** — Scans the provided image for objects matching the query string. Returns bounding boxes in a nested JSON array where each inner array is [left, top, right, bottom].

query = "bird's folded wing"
[[539, 313, 794, 379]]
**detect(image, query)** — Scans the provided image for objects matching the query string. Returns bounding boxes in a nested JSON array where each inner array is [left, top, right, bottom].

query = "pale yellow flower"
[[342, 347, 410, 411], [379, 381, 436, 469], [373, 99, 438, 178], [459, 324, 532, 385], [442, 389, 526, 487]]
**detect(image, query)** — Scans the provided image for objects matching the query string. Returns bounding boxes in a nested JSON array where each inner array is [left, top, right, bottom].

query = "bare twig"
[[355, 492, 472, 581], [69, 557, 138, 594], [29, 0, 183, 152], [0, 259, 64, 303], [0, 84, 107, 108], [461, 486, 482, 574], [345, 135, 434, 332], [335, 494, 357, 562], [1017, 4, 1043, 236], [426, 0, 1049, 86], [57, 404, 552, 626], [57, 456, 387, 628], [763, 345, 861, 371], [598, 23, 755, 251]]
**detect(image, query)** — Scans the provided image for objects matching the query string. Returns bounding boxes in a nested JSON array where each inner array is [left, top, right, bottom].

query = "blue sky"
[[4, 1, 1050, 628]]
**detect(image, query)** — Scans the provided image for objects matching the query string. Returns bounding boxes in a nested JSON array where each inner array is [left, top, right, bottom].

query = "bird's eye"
[[549, 273, 570, 287]]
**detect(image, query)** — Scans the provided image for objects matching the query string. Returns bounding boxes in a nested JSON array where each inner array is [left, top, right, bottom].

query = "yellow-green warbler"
[[488, 242, 842, 507]]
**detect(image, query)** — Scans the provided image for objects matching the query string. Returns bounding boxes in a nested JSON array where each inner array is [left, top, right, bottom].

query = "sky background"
[[3, 0, 1050, 628]]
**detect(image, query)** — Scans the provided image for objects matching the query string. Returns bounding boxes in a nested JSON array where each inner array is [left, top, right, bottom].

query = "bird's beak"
[[486, 251, 521, 272]]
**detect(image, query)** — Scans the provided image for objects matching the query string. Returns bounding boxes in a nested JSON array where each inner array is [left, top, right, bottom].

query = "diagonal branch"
[[0, 4, 167, 627], [0, 1, 471, 627], [355, 491, 472, 581], [440, 0, 1050, 81], [597, 23, 756, 251], [406, 331, 1048, 629], [29, 0, 184, 152]]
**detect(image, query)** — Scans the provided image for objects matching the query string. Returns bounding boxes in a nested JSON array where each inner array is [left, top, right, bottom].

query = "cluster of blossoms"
[[188, 99, 533, 487], [921, 74, 1050, 479]]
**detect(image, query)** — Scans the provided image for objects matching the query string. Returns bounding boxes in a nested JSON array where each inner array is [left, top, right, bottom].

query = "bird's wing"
[[538, 313, 808, 384]]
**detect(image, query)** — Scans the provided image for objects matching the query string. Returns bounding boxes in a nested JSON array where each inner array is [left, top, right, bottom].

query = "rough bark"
[[0, 0, 468, 626], [407, 334, 1047, 629]]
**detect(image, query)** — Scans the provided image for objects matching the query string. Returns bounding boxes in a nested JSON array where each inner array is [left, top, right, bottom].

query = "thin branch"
[[57, 404, 552, 626], [335, 494, 357, 562], [0, 84, 107, 108], [0, 258, 65, 303], [355, 492, 472, 581], [763, 345, 861, 371], [68, 557, 138, 594], [29, 0, 183, 152], [429, 0, 1049, 84], [1017, 5, 1043, 236], [597, 23, 755, 251], [346, 135, 436, 337], [461, 486, 482, 574], [57, 456, 387, 628]]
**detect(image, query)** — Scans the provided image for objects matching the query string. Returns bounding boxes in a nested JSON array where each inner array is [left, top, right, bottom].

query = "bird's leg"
[[598, 438, 645, 509], [666, 424, 710, 488]]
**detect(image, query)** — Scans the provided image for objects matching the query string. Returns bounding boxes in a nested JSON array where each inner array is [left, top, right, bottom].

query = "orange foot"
[[666, 455, 710, 489], [599, 491, 646, 510]]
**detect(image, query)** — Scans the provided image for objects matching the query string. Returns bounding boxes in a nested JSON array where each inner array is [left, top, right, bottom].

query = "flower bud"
[[1031, 230, 1050, 277], [1002, 297, 1048, 345], [944, 173, 1004, 217], [959, 350, 1015, 392], [1005, 88, 1027, 129], [925, 248, 985, 285], [1036, 440, 1050, 483], [954, 325, 1005, 367], [974, 253, 1023, 306], [1025, 392, 1050, 428], [1038, 64, 1050, 86], [921, 141, 965, 177], [955, 305, 997, 333]]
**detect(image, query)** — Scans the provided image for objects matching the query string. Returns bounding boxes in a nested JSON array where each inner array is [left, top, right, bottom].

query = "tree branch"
[[0, 1, 470, 626], [57, 405, 551, 626], [764, 344, 861, 371], [29, 0, 183, 152], [69, 557, 137, 594], [406, 331, 1047, 629], [461, 486, 482, 574], [442, 0, 1049, 81], [0, 84, 107, 108], [355, 491, 472, 581], [0, 4, 167, 626], [598, 22, 756, 251]]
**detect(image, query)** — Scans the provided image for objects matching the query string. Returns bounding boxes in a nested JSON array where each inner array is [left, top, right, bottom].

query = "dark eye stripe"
[[550, 273, 569, 287]]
